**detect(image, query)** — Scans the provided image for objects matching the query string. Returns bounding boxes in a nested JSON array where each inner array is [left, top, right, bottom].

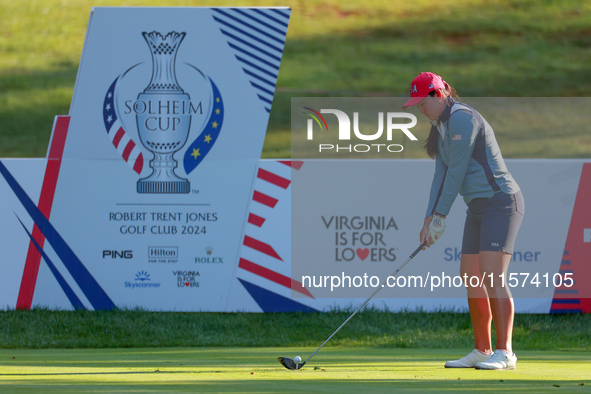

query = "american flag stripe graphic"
[[243, 235, 283, 261], [248, 213, 266, 227], [238, 161, 317, 306], [111, 126, 125, 147], [550, 163, 591, 313], [103, 78, 144, 174], [212, 8, 290, 113], [252, 190, 278, 208], [238, 258, 313, 298], [278, 160, 303, 170], [257, 168, 290, 189]]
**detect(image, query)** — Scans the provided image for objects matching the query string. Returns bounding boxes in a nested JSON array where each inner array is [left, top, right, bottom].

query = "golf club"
[[278, 241, 427, 370]]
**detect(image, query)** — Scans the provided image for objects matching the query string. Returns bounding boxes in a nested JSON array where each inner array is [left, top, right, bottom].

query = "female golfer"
[[403, 72, 524, 370]]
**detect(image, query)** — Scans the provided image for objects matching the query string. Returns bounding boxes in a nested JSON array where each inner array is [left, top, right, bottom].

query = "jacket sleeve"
[[433, 111, 478, 216], [425, 153, 446, 219]]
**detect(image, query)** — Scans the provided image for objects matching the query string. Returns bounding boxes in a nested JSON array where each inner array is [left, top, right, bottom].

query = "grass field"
[[0, 310, 588, 392], [1, 309, 590, 350], [0, 348, 589, 393]]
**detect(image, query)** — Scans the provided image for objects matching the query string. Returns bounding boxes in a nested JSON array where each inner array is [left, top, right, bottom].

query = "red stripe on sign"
[[252, 190, 278, 208], [243, 235, 283, 261], [112, 127, 125, 148], [551, 302, 581, 308], [248, 213, 266, 227], [122, 140, 135, 161], [257, 168, 291, 189], [278, 160, 303, 170], [17, 116, 70, 310], [239, 258, 314, 298], [551, 163, 591, 313], [133, 153, 144, 174]]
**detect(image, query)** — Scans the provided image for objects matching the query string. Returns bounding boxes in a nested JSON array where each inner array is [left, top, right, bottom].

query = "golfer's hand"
[[420, 218, 433, 249], [428, 214, 446, 244]]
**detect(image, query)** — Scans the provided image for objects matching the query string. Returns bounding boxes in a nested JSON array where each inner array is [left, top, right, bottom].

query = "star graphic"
[[204, 134, 212, 143], [215, 108, 220, 115], [191, 148, 201, 159], [212, 121, 218, 129], [216, 97, 220, 103], [107, 115, 113, 123], [105, 103, 111, 111]]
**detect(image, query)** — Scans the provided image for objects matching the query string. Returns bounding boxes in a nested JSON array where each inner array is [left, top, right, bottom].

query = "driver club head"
[[277, 357, 306, 370]]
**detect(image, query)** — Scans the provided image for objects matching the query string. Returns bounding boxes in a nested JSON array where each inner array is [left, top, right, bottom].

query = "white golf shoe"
[[444, 349, 493, 368], [475, 349, 517, 370]]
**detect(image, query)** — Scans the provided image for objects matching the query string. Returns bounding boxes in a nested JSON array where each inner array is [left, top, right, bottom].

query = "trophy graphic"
[[136, 31, 191, 194]]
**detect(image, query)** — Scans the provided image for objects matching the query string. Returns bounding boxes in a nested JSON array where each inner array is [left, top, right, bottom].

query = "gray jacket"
[[426, 100, 520, 218]]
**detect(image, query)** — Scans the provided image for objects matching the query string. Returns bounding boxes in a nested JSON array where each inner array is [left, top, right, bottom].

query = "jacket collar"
[[429, 98, 457, 141], [437, 98, 456, 124]]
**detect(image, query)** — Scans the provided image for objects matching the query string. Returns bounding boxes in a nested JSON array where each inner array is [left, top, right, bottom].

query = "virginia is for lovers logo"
[[103, 31, 224, 194]]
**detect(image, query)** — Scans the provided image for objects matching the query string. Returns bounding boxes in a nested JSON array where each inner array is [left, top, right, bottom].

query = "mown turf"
[[0, 347, 589, 393], [0, 309, 589, 351]]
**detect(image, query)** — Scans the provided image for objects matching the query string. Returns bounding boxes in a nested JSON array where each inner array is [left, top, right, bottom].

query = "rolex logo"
[[195, 246, 223, 264]]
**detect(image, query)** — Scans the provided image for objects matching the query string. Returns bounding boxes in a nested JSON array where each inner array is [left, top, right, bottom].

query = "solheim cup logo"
[[102, 31, 224, 194], [137, 32, 191, 193]]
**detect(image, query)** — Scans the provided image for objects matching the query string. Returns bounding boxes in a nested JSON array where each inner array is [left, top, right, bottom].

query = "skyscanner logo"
[[302, 107, 418, 154]]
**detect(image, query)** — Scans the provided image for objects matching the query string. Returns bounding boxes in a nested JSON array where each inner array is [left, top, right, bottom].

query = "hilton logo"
[[148, 246, 178, 263]]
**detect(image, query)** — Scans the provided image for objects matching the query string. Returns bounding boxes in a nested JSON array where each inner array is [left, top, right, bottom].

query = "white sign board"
[[0, 7, 588, 314], [0, 7, 291, 311]]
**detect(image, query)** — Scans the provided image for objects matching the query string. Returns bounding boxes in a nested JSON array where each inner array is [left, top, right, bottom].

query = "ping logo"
[[103, 250, 133, 259]]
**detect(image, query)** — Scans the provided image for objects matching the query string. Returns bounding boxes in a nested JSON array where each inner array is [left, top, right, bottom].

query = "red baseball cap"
[[402, 72, 446, 109]]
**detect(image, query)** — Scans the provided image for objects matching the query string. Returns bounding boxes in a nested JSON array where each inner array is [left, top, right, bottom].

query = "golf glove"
[[428, 214, 446, 244]]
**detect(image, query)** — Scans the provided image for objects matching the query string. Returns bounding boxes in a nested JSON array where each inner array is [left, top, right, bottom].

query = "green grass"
[[0, 347, 589, 393], [0, 309, 589, 350], [1, 0, 591, 158]]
